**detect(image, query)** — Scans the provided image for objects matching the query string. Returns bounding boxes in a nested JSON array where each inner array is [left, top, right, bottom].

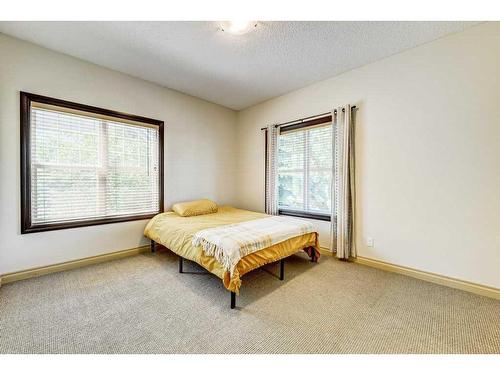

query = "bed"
[[144, 206, 320, 309]]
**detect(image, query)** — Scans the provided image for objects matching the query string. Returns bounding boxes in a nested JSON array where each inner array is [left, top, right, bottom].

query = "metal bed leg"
[[150, 240, 156, 253], [230, 291, 236, 309], [279, 258, 285, 281], [179, 256, 183, 273]]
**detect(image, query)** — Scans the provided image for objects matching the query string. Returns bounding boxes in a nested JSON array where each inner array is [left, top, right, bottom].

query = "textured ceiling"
[[0, 21, 479, 110]]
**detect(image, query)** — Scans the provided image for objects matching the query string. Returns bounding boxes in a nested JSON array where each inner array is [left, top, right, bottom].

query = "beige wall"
[[0, 34, 237, 274], [2, 23, 500, 290], [236, 22, 500, 288]]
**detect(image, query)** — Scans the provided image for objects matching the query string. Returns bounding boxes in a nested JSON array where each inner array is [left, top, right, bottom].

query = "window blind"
[[30, 105, 160, 225], [277, 123, 332, 215]]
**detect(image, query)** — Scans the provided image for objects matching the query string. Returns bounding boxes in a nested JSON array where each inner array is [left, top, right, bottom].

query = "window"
[[277, 117, 332, 221], [20, 92, 164, 233]]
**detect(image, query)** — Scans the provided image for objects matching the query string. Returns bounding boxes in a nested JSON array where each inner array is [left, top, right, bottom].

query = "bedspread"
[[144, 206, 320, 293]]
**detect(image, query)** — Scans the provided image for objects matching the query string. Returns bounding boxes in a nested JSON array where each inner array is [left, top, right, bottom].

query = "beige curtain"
[[330, 105, 356, 259], [265, 124, 279, 215]]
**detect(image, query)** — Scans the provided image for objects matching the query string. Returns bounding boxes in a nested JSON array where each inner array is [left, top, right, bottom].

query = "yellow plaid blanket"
[[192, 216, 316, 275]]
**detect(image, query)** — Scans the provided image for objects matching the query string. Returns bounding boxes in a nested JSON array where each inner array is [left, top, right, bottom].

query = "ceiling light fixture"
[[219, 21, 258, 35]]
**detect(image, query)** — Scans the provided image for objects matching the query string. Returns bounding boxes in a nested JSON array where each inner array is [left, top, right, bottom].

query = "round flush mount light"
[[219, 21, 258, 35]]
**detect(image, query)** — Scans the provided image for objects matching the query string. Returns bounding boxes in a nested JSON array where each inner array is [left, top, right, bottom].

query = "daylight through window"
[[277, 122, 332, 219], [21, 93, 163, 233]]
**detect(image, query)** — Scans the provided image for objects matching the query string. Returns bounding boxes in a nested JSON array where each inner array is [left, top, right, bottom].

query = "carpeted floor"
[[0, 250, 499, 354]]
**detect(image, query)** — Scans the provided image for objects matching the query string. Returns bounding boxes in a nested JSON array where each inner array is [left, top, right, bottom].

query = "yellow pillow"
[[172, 199, 218, 217]]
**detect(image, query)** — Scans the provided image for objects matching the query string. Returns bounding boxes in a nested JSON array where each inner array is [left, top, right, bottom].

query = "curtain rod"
[[260, 106, 357, 131]]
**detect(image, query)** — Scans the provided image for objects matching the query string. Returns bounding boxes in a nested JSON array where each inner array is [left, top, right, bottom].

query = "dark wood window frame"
[[265, 114, 332, 222], [278, 209, 331, 222], [20, 91, 164, 234]]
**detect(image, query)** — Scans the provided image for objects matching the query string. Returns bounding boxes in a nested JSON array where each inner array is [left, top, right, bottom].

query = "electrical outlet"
[[366, 237, 374, 247]]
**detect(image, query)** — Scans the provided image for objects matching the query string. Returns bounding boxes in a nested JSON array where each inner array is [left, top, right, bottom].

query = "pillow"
[[172, 199, 218, 217]]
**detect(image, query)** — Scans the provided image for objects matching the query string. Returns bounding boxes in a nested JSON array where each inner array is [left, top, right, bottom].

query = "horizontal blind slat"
[[30, 107, 160, 225], [277, 124, 332, 215]]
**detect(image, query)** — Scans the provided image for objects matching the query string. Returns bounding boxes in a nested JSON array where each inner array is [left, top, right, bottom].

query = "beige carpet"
[[0, 250, 499, 354]]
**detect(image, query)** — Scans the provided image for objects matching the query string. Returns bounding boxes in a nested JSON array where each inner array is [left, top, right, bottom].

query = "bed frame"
[[150, 239, 284, 309]]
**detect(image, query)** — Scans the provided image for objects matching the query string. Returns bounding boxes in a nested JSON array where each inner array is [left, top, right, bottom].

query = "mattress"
[[144, 206, 319, 293]]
